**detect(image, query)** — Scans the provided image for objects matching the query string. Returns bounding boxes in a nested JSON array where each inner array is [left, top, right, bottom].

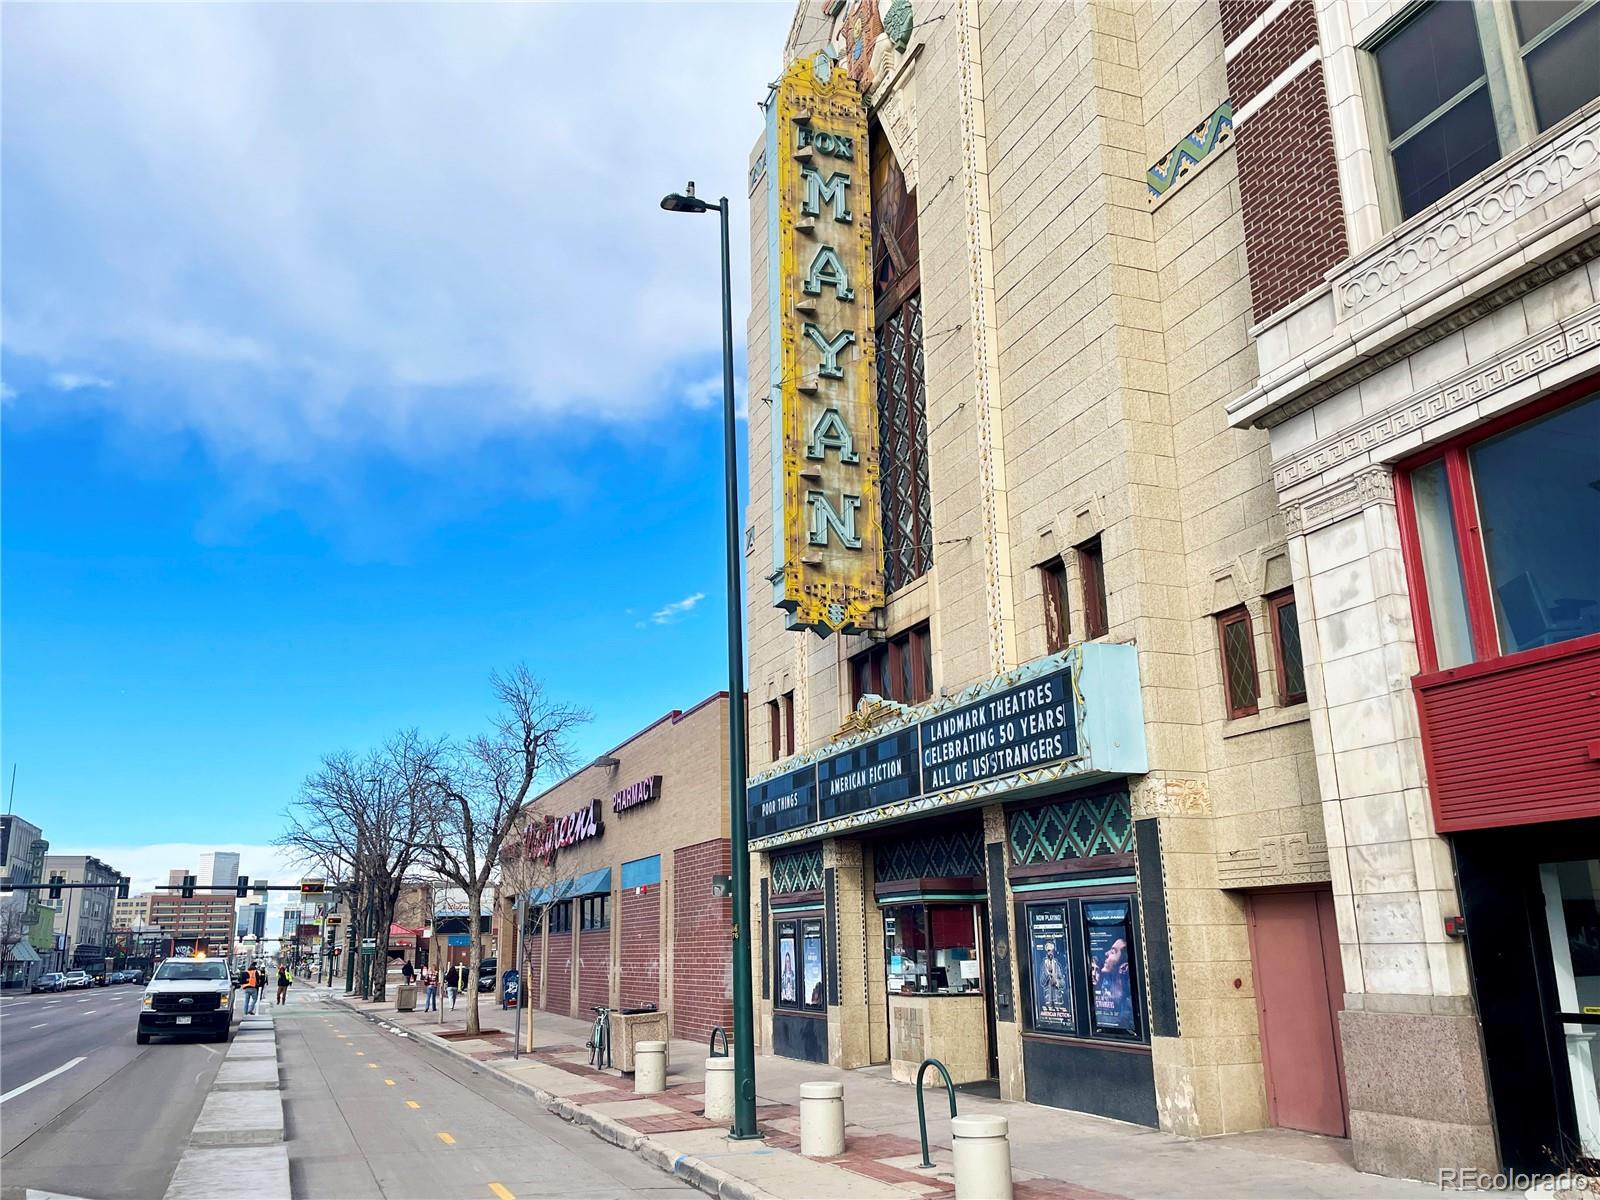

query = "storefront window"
[[1402, 390, 1600, 669], [883, 903, 982, 995], [1020, 895, 1144, 1043], [801, 919, 824, 1009]]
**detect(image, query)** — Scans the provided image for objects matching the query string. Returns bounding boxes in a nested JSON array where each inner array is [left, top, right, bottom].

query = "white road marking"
[[76, 998, 91, 1004], [1, 1057, 86, 1104], [81, 1010, 97, 1015], [30, 1023, 47, 1029]]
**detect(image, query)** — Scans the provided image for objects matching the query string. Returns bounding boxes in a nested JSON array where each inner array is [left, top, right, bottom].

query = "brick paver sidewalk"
[[315, 982, 1458, 1200]]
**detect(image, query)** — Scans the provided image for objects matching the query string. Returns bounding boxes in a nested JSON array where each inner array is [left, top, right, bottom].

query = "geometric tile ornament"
[[771, 846, 825, 895], [1147, 100, 1233, 204], [873, 827, 984, 882], [1007, 791, 1134, 866]]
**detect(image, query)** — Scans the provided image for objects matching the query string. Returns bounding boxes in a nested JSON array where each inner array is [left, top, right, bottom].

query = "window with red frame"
[[1079, 538, 1109, 639], [767, 699, 782, 762], [1398, 389, 1600, 672], [1216, 606, 1259, 718], [782, 690, 796, 757], [850, 623, 932, 708], [1267, 590, 1307, 705], [1040, 557, 1070, 653]]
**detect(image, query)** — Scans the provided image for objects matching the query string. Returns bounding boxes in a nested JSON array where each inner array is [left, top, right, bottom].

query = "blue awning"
[[528, 866, 611, 905]]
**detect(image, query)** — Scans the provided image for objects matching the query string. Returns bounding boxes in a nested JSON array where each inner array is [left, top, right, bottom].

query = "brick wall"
[[544, 932, 572, 1016], [1224, 0, 1349, 323], [1220, 0, 1275, 43], [577, 925, 609, 1015], [525, 934, 543, 1009], [618, 887, 661, 1010], [672, 838, 733, 1042]]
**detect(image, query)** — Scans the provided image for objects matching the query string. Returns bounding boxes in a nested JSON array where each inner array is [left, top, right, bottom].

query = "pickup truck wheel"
[[135, 1031, 150, 1045]]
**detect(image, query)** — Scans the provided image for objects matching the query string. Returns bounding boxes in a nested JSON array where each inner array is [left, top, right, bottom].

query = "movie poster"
[[801, 919, 824, 1008], [1027, 904, 1073, 1033], [778, 923, 798, 1005], [1085, 899, 1136, 1035]]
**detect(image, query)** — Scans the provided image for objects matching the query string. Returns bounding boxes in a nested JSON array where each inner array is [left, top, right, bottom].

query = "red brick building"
[[497, 694, 734, 1042]]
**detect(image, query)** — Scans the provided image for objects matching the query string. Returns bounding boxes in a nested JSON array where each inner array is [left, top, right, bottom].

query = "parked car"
[[32, 972, 66, 993], [63, 970, 94, 989], [476, 957, 497, 993], [92, 971, 110, 986]]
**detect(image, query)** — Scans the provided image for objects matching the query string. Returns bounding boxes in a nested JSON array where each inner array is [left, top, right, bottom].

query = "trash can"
[[610, 1005, 668, 1073], [395, 984, 417, 1012]]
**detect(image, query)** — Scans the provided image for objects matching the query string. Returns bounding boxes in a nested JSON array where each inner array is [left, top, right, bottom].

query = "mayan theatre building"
[[1218, 0, 1600, 1180], [743, 0, 1363, 1149]]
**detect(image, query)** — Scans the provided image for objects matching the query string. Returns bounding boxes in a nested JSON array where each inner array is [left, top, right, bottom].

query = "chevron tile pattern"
[[1147, 101, 1233, 202]]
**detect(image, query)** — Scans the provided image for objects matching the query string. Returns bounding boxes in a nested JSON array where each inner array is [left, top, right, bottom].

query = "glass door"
[[1540, 859, 1600, 1158]]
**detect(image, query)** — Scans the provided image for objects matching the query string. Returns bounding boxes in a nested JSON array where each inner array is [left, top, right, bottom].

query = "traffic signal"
[[235, 875, 249, 898], [299, 879, 325, 896], [181, 874, 196, 899], [117, 876, 130, 900], [48, 874, 63, 900]]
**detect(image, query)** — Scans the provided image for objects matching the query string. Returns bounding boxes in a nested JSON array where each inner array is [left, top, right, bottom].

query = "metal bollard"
[[703, 1056, 735, 1122], [799, 1081, 846, 1157], [634, 1040, 667, 1094], [951, 1114, 1012, 1200]]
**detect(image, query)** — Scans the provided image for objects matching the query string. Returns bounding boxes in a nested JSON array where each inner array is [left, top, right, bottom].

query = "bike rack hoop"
[[708, 1026, 730, 1058], [914, 1058, 958, 1170]]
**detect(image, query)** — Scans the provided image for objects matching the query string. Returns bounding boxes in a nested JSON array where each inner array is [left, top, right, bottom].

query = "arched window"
[[871, 125, 932, 593]]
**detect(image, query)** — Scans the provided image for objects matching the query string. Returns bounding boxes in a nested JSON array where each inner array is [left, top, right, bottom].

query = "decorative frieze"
[[1334, 111, 1600, 316], [1274, 300, 1600, 490], [1281, 466, 1394, 536], [1129, 776, 1211, 818], [1216, 832, 1331, 888]]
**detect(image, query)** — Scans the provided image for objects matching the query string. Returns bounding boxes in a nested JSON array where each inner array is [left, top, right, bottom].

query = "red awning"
[[389, 924, 423, 941]]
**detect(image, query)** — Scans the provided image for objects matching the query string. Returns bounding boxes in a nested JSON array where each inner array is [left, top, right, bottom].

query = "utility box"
[[395, 984, 417, 1012], [610, 1008, 668, 1073]]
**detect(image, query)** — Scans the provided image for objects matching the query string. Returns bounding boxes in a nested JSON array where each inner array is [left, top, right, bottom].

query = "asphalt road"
[[280, 992, 690, 1199], [0, 983, 233, 1200]]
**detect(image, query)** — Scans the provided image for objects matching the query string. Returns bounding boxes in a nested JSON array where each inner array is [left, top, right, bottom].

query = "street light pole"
[[660, 181, 758, 1140]]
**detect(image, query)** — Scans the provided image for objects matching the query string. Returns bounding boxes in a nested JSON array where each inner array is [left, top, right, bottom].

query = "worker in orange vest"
[[243, 963, 263, 1015]]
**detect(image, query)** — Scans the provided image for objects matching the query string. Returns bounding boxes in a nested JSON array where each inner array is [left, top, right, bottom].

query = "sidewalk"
[[318, 982, 1454, 1200]]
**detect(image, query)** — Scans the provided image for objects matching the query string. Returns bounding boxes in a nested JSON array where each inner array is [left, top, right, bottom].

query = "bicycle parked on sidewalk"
[[586, 1005, 612, 1068]]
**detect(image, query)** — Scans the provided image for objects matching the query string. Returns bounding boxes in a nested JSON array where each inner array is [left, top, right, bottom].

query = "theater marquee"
[[768, 52, 884, 635]]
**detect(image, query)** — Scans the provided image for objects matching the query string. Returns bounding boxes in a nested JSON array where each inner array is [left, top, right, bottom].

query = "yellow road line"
[[406, 1100, 420, 1109], [384, 1079, 396, 1086], [489, 1185, 515, 1200], [355, 1051, 364, 1056], [367, 1063, 378, 1069], [437, 1132, 455, 1145]]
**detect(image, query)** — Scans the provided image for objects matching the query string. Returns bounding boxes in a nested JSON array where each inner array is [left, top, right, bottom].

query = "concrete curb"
[[326, 995, 780, 1200]]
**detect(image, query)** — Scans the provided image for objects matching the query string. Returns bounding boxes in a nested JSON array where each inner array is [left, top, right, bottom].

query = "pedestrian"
[[276, 963, 290, 1006], [447, 962, 469, 1010], [401, 959, 415, 985], [243, 962, 262, 1015], [423, 967, 439, 1012]]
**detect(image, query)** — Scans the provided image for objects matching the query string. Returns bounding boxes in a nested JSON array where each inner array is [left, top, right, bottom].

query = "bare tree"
[[280, 730, 442, 1001], [420, 664, 587, 1035], [497, 816, 562, 1053]]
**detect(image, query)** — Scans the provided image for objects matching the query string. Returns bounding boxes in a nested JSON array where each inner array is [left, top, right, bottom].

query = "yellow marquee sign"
[[769, 53, 884, 635]]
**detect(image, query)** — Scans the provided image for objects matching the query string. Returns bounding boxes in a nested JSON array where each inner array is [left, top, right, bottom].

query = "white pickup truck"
[[136, 955, 235, 1044]]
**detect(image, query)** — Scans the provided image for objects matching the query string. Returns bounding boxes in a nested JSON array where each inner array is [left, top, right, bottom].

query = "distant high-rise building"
[[43, 854, 121, 969], [198, 852, 241, 890], [168, 868, 189, 888]]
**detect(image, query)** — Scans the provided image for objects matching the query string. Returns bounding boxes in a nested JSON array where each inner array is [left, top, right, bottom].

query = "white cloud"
[[642, 590, 707, 627], [48, 370, 112, 392], [1, 3, 789, 466]]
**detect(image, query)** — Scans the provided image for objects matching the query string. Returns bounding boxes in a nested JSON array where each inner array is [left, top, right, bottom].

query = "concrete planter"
[[610, 1009, 669, 1072]]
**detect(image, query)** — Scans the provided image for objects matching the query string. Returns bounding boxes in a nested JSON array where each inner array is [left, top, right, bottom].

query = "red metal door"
[[1247, 888, 1348, 1137]]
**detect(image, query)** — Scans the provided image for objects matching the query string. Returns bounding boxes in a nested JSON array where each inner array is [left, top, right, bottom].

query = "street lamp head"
[[661, 180, 713, 214]]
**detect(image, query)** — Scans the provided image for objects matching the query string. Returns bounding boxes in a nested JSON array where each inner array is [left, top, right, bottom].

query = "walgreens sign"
[[523, 798, 603, 859], [612, 775, 662, 814]]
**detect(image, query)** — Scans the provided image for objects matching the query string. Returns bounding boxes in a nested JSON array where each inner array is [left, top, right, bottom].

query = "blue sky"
[[1, 2, 793, 888]]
